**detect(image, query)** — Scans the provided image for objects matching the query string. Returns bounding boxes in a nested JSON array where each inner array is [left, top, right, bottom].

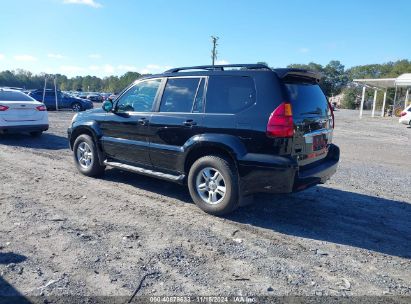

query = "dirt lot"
[[1, 109, 410, 300]]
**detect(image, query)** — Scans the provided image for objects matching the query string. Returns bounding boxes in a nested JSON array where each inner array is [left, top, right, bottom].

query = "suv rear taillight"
[[36, 105, 47, 111], [0, 105, 9, 111], [266, 102, 294, 138], [401, 111, 407, 117]]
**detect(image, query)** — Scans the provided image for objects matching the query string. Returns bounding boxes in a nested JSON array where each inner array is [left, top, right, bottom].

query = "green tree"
[[322, 60, 348, 96], [287, 61, 348, 96], [341, 87, 360, 109]]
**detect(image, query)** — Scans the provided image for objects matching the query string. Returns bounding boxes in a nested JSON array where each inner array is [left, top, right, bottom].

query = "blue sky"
[[0, 0, 410, 77]]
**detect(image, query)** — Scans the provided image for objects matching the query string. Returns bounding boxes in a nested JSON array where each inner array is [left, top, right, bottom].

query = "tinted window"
[[160, 78, 200, 113], [285, 84, 328, 117], [205, 76, 256, 113], [192, 78, 205, 113], [116, 79, 161, 112], [0, 90, 35, 102]]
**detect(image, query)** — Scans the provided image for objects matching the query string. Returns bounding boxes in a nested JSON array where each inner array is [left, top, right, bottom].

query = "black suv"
[[68, 64, 339, 215]]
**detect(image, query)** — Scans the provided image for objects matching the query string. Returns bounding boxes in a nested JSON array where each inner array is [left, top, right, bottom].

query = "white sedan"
[[399, 105, 411, 126], [0, 88, 49, 137]]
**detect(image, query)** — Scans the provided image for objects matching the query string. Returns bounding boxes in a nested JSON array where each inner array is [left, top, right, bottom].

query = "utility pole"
[[211, 36, 219, 66], [54, 76, 58, 111], [42, 75, 47, 103]]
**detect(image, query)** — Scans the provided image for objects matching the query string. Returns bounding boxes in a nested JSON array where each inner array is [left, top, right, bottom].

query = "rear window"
[[0, 90, 35, 102], [285, 83, 328, 117], [206, 76, 256, 113]]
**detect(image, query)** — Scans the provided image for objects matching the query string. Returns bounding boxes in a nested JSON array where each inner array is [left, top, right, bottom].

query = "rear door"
[[149, 77, 206, 173], [43, 91, 56, 109], [0, 91, 44, 122], [283, 80, 333, 166]]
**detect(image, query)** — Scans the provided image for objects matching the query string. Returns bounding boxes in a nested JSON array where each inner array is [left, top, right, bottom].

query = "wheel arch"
[[183, 134, 247, 175], [70, 126, 94, 148], [70, 123, 106, 166]]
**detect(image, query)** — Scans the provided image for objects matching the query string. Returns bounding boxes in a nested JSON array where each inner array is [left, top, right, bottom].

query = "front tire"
[[73, 134, 105, 177], [188, 155, 239, 215]]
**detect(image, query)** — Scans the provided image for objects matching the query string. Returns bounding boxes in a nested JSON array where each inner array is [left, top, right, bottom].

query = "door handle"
[[138, 118, 149, 126], [183, 120, 197, 127]]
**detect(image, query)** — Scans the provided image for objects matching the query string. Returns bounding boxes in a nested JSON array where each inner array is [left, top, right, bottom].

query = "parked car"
[[0, 86, 24, 91], [399, 105, 411, 126], [87, 94, 103, 103], [68, 64, 339, 215], [77, 92, 89, 99], [0, 88, 48, 136], [28, 89, 93, 111], [100, 93, 112, 101], [108, 94, 117, 101]]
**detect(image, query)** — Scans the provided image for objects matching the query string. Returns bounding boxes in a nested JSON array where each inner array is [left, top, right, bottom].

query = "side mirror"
[[102, 100, 113, 112]]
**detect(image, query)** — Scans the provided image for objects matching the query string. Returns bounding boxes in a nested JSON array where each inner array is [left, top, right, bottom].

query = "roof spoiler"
[[273, 68, 322, 83]]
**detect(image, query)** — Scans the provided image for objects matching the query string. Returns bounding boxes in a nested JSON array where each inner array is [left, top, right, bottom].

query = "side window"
[[160, 78, 201, 113], [116, 79, 161, 113], [205, 76, 256, 114], [192, 78, 205, 113]]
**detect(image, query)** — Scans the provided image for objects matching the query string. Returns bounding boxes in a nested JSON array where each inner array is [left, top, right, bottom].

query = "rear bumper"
[[239, 144, 340, 195], [293, 145, 339, 191], [0, 124, 49, 134], [399, 116, 410, 125]]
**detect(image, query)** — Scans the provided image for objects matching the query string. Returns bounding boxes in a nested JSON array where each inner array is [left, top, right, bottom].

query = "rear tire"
[[30, 131, 43, 137], [73, 134, 105, 177], [72, 102, 82, 112], [188, 155, 239, 215]]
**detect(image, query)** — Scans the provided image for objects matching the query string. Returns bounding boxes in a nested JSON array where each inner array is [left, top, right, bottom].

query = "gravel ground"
[[0, 109, 410, 300]]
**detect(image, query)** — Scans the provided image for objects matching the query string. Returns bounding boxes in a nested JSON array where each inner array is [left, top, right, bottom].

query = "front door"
[[100, 78, 163, 166], [149, 77, 206, 173]]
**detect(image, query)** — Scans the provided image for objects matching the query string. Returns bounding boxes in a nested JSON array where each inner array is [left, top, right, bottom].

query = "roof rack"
[[165, 64, 271, 73]]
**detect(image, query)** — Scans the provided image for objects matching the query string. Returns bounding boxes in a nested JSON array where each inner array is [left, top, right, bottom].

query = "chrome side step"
[[104, 161, 185, 182]]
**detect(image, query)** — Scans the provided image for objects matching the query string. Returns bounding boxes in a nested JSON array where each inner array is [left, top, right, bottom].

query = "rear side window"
[[160, 78, 202, 113], [285, 83, 328, 117], [0, 90, 35, 102], [206, 76, 256, 113]]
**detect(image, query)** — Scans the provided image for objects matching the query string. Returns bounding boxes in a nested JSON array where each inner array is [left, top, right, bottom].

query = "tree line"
[[1, 59, 410, 108], [0, 70, 145, 94], [286, 59, 411, 109]]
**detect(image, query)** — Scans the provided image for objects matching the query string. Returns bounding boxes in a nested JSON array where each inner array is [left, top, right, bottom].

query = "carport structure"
[[354, 73, 411, 118]]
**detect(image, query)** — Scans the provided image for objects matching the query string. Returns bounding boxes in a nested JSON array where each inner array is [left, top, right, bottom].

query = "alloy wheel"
[[195, 167, 227, 205], [72, 103, 81, 112], [76, 142, 93, 169]]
